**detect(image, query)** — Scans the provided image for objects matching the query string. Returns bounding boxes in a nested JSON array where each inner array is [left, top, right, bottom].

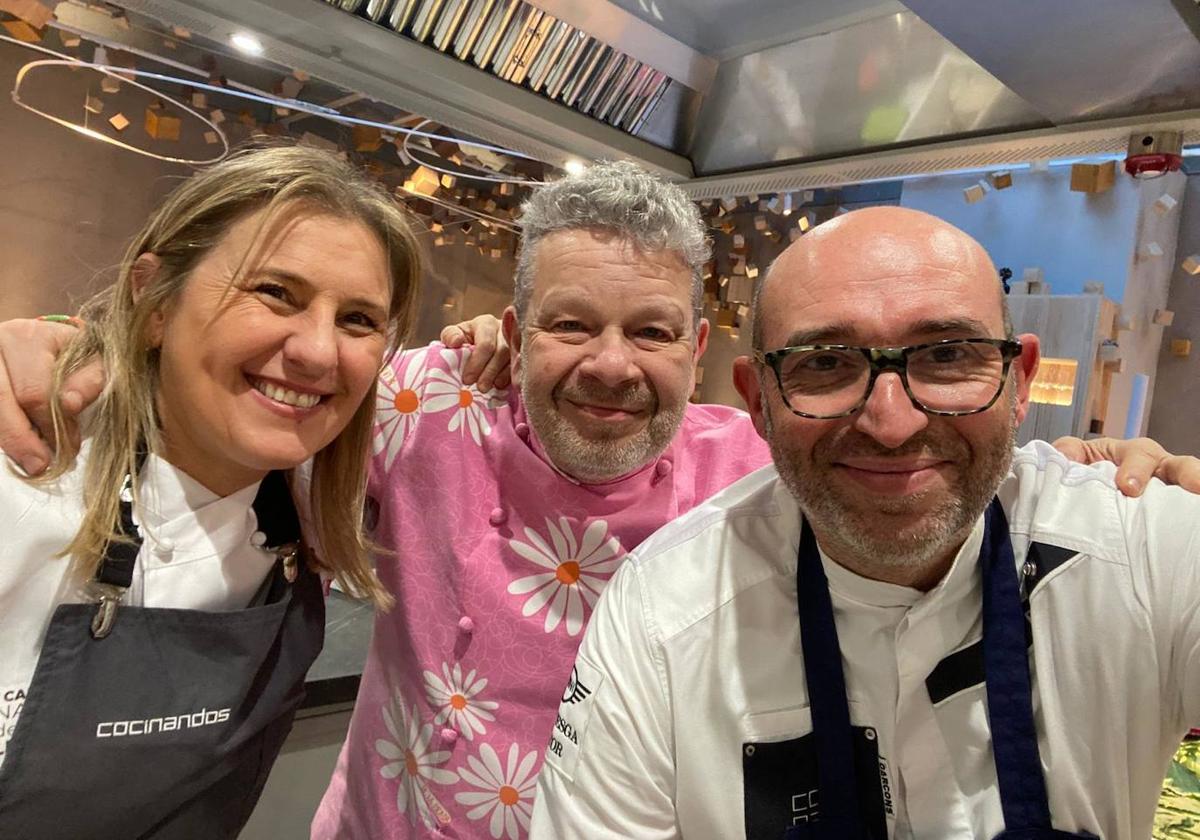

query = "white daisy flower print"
[[423, 662, 499, 741], [422, 348, 507, 445], [507, 517, 624, 636], [375, 692, 456, 829], [454, 742, 539, 840], [373, 353, 427, 470]]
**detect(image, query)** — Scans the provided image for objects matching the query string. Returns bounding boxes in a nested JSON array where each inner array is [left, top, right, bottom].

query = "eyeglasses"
[[754, 338, 1022, 419]]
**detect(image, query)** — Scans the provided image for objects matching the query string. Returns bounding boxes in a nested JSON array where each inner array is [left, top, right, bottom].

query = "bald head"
[[734, 206, 1037, 590], [752, 206, 1010, 352]]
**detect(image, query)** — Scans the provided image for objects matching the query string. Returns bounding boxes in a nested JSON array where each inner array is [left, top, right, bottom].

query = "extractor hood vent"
[[681, 111, 1200, 198], [325, 0, 674, 136]]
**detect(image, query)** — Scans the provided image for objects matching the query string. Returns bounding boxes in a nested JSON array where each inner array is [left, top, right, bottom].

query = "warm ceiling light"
[[230, 32, 264, 56], [563, 158, 587, 176], [1029, 357, 1078, 407]]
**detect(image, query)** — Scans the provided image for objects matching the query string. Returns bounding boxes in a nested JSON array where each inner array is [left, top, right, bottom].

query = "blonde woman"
[[0, 144, 420, 839]]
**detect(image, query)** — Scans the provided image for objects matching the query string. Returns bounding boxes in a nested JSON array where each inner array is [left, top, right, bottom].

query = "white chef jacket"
[[531, 441, 1200, 839], [0, 445, 277, 767]]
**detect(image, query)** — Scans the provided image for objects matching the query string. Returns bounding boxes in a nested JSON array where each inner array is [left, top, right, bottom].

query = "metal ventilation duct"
[[323, 0, 677, 136], [102, 0, 695, 177]]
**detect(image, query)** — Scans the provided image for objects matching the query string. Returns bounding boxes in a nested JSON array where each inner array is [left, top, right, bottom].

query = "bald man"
[[529, 207, 1200, 840]]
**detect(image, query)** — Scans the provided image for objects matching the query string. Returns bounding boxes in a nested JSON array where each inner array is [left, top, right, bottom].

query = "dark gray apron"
[[0, 470, 324, 839]]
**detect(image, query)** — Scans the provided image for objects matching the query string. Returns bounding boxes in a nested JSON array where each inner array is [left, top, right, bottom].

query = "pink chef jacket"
[[312, 343, 770, 839]]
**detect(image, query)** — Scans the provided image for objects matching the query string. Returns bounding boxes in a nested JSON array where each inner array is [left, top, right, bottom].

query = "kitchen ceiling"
[[19, 0, 1200, 192]]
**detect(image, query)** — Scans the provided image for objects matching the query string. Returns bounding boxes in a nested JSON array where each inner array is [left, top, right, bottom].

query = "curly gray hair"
[[513, 160, 710, 328]]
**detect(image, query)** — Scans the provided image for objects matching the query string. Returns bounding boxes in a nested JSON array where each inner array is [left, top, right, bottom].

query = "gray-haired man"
[[310, 159, 775, 838]]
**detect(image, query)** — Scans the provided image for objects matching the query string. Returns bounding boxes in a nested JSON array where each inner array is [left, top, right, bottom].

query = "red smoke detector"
[[1124, 131, 1183, 179]]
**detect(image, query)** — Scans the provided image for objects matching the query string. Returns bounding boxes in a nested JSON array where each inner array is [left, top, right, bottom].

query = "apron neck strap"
[[796, 521, 870, 835], [980, 498, 1053, 831], [95, 449, 149, 589], [794, 500, 1062, 837], [96, 465, 302, 590], [248, 471, 302, 551]]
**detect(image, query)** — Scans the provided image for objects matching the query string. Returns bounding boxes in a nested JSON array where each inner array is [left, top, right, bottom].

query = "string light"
[[1, 32, 546, 166], [229, 32, 264, 57], [12, 59, 229, 166]]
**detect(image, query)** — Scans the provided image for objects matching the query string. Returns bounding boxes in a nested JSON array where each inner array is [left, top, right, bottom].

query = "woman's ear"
[[131, 253, 166, 347], [130, 253, 161, 301]]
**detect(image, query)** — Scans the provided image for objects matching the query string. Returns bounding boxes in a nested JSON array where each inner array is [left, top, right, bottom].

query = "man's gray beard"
[[763, 390, 1018, 573], [520, 348, 686, 484]]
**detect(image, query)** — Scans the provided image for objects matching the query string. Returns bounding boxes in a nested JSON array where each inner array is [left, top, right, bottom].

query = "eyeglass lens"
[[777, 341, 1007, 416]]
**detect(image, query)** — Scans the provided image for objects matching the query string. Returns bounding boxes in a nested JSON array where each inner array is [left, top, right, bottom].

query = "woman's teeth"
[[253, 380, 321, 409]]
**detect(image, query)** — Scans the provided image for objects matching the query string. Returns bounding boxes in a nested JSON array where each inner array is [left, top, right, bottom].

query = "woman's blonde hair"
[[38, 143, 421, 609]]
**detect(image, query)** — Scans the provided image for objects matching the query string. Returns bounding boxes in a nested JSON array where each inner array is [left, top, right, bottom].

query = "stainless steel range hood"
[[686, 8, 1048, 175], [329, 0, 694, 137], [109, 0, 699, 177], [901, 0, 1200, 124], [97, 0, 1200, 191]]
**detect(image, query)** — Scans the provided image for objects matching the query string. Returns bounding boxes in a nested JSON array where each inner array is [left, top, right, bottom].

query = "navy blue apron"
[[0, 470, 324, 839], [783, 499, 1096, 840]]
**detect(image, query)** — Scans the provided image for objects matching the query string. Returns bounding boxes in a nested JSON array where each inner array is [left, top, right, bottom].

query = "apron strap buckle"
[[89, 583, 127, 639], [276, 543, 300, 583]]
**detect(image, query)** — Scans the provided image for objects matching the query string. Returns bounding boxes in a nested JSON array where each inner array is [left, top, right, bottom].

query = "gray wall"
[[1148, 174, 1200, 455], [0, 37, 188, 320], [413, 235, 518, 346]]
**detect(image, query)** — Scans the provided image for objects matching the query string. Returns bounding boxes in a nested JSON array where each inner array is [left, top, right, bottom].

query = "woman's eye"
[[253, 282, 290, 302], [342, 312, 380, 331]]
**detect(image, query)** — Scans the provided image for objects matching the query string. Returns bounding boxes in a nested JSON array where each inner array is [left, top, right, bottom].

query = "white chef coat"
[[531, 440, 1200, 839], [0, 444, 278, 767]]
